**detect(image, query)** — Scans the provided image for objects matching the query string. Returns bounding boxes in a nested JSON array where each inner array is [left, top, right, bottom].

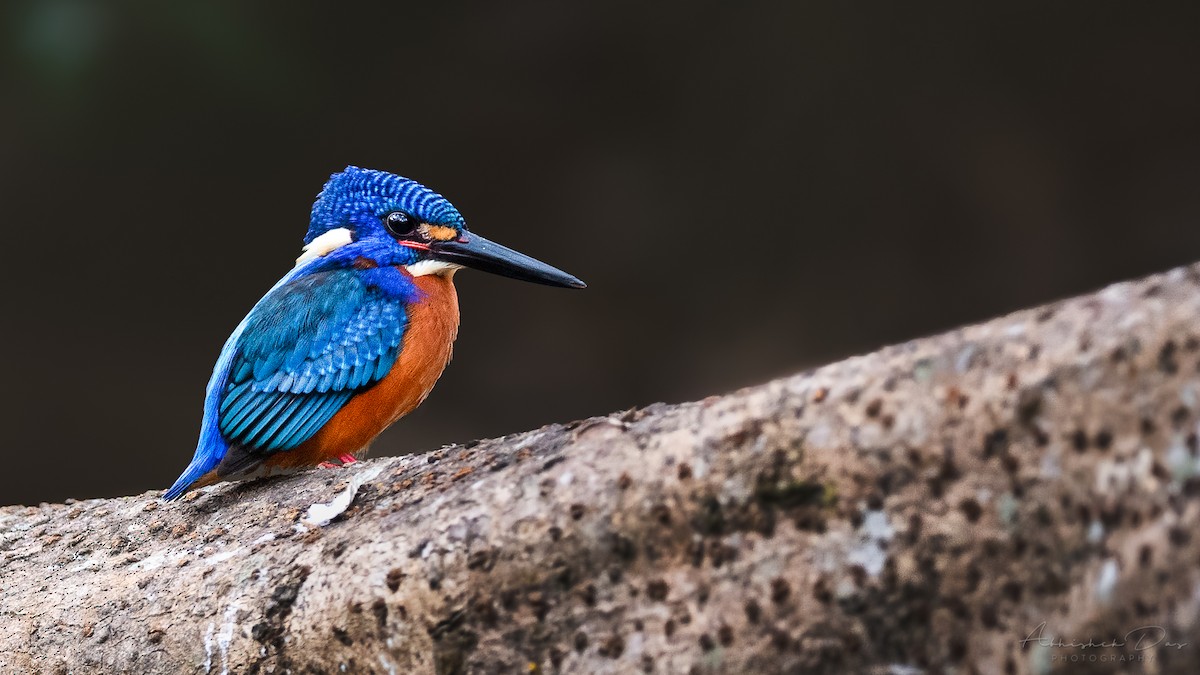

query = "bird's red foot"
[[317, 454, 358, 469]]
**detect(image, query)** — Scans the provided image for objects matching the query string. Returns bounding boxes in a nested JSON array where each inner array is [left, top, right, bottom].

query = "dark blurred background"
[[3, 2, 1200, 505]]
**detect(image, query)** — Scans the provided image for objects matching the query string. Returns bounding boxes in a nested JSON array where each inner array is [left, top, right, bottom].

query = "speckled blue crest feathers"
[[306, 166, 466, 244]]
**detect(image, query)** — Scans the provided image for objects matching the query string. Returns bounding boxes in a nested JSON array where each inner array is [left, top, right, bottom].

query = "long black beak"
[[431, 232, 586, 289]]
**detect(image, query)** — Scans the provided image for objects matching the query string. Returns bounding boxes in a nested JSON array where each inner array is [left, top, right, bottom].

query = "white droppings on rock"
[[1095, 558, 1119, 605], [206, 548, 243, 565], [1099, 282, 1130, 303], [203, 622, 215, 673], [1087, 520, 1105, 544], [861, 510, 894, 543], [250, 532, 275, 547], [848, 539, 888, 577], [1133, 447, 1157, 491], [1167, 433, 1200, 482], [847, 510, 893, 577], [217, 600, 241, 675], [301, 464, 385, 528], [1095, 450, 1157, 495], [625, 630, 645, 659], [557, 471, 574, 487], [997, 493, 1019, 526]]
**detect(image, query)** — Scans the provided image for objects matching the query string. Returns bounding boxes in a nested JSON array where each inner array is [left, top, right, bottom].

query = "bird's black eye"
[[383, 211, 415, 237]]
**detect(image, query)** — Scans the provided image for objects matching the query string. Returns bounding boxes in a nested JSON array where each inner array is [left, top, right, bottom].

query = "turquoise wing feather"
[[218, 269, 407, 453]]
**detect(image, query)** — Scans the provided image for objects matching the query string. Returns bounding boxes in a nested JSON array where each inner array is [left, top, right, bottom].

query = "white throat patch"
[[295, 228, 353, 267], [404, 259, 463, 277]]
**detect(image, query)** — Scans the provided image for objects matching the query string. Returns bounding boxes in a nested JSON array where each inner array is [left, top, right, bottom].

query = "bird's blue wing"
[[216, 269, 407, 454], [163, 266, 412, 500]]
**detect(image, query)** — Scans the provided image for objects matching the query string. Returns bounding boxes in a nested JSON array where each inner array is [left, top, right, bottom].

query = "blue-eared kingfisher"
[[164, 166, 584, 500]]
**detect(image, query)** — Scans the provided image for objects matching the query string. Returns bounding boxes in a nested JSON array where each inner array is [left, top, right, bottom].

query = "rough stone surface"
[[6, 265, 1200, 674]]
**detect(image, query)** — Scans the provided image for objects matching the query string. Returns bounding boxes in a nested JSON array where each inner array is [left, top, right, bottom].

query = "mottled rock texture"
[[6, 265, 1200, 674]]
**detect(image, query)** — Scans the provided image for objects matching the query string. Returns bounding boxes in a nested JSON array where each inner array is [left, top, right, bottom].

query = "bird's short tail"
[[163, 454, 219, 501]]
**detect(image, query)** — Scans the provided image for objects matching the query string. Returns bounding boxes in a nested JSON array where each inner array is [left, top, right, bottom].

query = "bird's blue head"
[[306, 166, 465, 246], [298, 166, 584, 289]]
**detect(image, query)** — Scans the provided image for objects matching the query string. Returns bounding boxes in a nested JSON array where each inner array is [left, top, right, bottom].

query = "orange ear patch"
[[422, 224, 459, 242]]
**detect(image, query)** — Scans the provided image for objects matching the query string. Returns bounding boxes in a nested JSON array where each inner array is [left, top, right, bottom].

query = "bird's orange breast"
[[260, 271, 460, 470]]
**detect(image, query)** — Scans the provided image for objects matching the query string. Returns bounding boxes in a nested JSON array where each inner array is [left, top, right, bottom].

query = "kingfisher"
[[163, 166, 584, 500]]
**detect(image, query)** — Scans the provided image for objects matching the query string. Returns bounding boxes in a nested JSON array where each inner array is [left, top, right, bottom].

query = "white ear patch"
[[405, 260, 463, 277], [295, 228, 353, 267]]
